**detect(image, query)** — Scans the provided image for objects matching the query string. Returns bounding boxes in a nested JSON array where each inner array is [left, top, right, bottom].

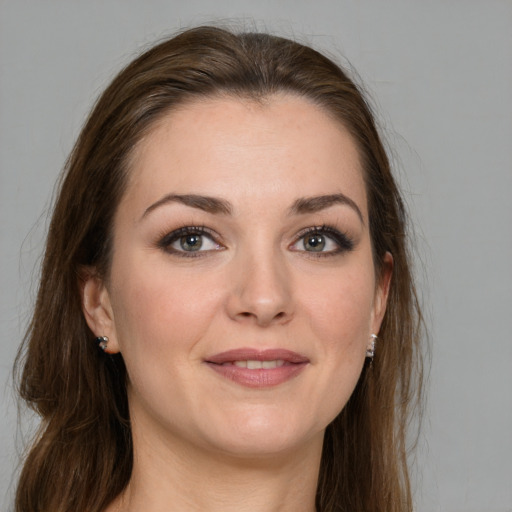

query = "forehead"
[[124, 93, 367, 218]]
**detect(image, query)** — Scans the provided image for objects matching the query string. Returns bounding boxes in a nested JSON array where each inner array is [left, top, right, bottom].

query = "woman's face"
[[84, 94, 391, 459]]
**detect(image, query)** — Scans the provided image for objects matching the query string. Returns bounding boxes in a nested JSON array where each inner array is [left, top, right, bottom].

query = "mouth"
[[221, 359, 287, 369], [204, 348, 309, 388]]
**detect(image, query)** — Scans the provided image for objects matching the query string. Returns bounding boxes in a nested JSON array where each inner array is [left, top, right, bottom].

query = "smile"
[[205, 348, 309, 388], [223, 359, 285, 369]]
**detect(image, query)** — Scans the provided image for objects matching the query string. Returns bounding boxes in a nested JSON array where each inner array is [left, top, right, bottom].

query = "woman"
[[15, 26, 424, 512]]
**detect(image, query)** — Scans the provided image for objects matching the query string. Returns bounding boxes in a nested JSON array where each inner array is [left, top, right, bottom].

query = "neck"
[[109, 417, 323, 512]]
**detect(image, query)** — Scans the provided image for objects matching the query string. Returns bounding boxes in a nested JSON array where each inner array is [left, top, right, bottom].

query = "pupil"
[[306, 234, 325, 251], [181, 234, 202, 251]]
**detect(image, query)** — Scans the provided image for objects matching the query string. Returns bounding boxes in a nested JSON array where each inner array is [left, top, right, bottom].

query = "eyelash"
[[157, 224, 354, 258], [157, 226, 221, 258], [292, 225, 355, 256]]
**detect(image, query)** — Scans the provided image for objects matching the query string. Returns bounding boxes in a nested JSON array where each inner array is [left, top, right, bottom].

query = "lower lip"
[[205, 362, 308, 388]]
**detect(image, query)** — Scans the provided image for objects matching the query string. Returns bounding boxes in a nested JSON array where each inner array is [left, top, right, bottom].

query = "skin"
[[82, 94, 392, 512]]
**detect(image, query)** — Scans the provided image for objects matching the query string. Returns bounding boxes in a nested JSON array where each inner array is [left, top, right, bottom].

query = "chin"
[[198, 408, 326, 460], [209, 432, 319, 461]]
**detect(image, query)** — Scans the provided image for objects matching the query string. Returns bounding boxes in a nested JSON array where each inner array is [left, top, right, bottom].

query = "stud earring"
[[95, 336, 109, 352], [366, 334, 378, 359]]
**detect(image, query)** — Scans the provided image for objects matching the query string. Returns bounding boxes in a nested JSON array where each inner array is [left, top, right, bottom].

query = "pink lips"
[[205, 348, 309, 388]]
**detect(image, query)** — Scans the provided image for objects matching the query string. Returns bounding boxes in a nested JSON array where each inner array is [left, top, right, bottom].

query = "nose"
[[225, 247, 294, 327]]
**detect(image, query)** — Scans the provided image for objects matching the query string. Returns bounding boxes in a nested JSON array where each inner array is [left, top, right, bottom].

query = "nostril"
[[236, 310, 287, 323]]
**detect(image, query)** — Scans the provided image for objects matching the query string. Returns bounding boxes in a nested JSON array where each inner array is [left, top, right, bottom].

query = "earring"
[[366, 334, 378, 359], [96, 336, 109, 352]]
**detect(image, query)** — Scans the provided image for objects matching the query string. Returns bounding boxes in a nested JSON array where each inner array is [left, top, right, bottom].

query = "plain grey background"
[[1, 1, 511, 510]]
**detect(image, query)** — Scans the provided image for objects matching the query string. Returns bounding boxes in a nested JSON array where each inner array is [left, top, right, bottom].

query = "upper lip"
[[205, 348, 309, 365]]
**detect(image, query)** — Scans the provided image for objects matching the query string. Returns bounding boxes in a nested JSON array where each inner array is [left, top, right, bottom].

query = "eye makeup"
[[156, 226, 224, 258], [156, 222, 355, 260], [290, 225, 355, 256]]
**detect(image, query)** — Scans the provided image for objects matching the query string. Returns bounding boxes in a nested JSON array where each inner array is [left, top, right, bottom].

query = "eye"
[[158, 227, 223, 256], [301, 233, 334, 252], [290, 226, 354, 255]]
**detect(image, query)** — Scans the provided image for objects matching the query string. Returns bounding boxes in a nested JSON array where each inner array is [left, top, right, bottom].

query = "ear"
[[79, 267, 120, 354], [370, 251, 393, 335]]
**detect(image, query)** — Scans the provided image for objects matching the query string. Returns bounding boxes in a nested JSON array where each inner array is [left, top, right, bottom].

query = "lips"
[[204, 348, 309, 388]]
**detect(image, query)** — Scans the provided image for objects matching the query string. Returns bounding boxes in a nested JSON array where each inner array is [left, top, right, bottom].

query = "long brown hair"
[[15, 26, 424, 511]]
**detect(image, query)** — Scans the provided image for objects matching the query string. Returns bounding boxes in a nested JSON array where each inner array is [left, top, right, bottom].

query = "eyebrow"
[[141, 193, 232, 219], [141, 192, 363, 223], [289, 193, 364, 223]]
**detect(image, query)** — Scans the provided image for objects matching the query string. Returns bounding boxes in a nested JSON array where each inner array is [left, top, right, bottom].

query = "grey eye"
[[179, 234, 203, 251], [303, 234, 326, 252], [290, 227, 353, 255], [159, 226, 223, 256], [167, 231, 220, 253]]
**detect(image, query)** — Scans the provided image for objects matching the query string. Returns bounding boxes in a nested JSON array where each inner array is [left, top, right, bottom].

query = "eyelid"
[[290, 225, 355, 254], [156, 224, 354, 258], [157, 226, 224, 256]]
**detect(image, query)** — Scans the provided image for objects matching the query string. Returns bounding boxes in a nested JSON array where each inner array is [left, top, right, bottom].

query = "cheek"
[[107, 257, 227, 426], [302, 266, 375, 349], [109, 255, 224, 360], [297, 266, 375, 425]]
